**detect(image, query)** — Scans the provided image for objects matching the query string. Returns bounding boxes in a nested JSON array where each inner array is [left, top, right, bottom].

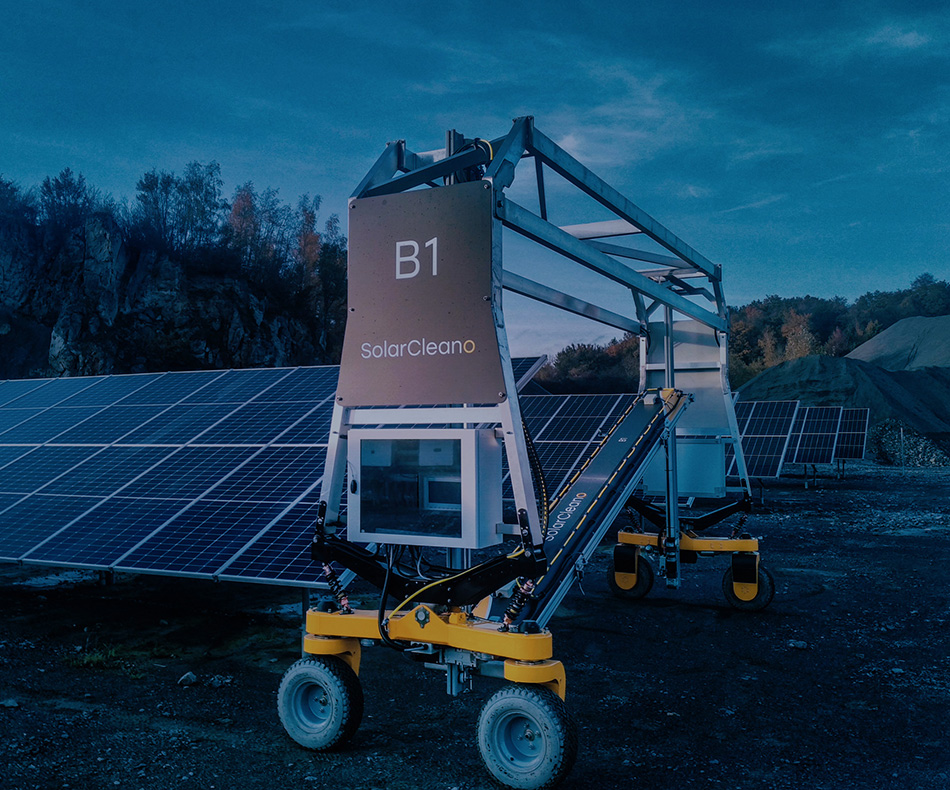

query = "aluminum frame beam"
[[497, 197, 726, 332], [502, 271, 640, 334]]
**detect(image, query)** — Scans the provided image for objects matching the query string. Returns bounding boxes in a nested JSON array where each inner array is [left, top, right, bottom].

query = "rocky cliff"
[[0, 216, 331, 379]]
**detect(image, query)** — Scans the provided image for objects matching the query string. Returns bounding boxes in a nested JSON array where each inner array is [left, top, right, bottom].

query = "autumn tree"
[[781, 309, 817, 360]]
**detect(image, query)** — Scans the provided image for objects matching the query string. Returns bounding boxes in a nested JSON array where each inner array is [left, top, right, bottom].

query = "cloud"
[[766, 13, 947, 64], [717, 194, 787, 214]]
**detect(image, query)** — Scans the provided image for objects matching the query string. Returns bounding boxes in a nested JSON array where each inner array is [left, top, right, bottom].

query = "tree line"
[[3, 166, 947, 388], [0, 164, 347, 360], [538, 273, 950, 392]]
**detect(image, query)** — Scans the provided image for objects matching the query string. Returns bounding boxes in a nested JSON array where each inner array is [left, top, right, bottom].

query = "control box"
[[347, 428, 502, 548]]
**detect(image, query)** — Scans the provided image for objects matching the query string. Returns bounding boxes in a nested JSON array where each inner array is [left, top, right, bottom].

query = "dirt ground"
[[1, 462, 948, 790]]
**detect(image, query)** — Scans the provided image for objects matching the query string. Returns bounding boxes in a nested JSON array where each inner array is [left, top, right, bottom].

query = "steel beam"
[[559, 219, 641, 239], [497, 198, 727, 332], [502, 271, 640, 334], [529, 129, 719, 281], [350, 141, 403, 199], [361, 145, 492, 198], [484, 117, 530, 190]]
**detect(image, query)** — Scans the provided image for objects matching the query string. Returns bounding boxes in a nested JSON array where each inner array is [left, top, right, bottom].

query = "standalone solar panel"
[[730, 401, 870, 475], [727, 400, 799, 478], [0, 359, 545, 588], [834, 408, 869, 461], [790, 406, 842, 465], [741, 401, 800, 477]]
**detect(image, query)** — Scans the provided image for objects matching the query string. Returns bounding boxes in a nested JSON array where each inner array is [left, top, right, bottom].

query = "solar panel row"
[[0, 360, 547, 588], [0, 366, 340, 586], [729, 401, 870, 477]]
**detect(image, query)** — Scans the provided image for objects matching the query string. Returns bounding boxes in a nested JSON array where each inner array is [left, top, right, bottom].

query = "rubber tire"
[[608, 554, 654, 599], [277, 656, 363, 751], [722, 564, 775, 611], [477, 685, 578, 790]]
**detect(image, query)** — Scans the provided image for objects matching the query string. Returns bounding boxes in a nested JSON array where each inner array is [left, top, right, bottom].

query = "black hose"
[[523, 420, 549, 540], [377, 547, 413, 652]]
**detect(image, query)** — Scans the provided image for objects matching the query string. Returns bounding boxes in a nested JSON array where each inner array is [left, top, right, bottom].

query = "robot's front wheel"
[[477, 684, 577, 790], [277, 656, 363, 751]]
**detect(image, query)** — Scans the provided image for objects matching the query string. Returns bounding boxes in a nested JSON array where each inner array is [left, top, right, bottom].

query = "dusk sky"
[[2, 0, 948, 355]]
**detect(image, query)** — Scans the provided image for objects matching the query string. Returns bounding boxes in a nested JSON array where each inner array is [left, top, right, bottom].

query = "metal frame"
[[319, 116, 749, 597]]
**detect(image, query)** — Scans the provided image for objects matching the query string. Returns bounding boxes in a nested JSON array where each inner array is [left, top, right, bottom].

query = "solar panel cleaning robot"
[[278, 117, 773, 789]]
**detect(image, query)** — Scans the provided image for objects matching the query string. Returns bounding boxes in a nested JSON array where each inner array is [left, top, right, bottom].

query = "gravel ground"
[[1, 462, 948, 790]]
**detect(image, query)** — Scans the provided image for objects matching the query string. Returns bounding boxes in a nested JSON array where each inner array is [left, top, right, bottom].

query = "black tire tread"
[[478, 684, 578, 790], [722, 565, 775, 611], [608, 555, 654, 599], [277, 656, 364, 751]]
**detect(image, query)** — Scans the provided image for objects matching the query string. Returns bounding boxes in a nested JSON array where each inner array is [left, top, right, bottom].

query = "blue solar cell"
[[120, 370, 227, 405], [0, 493, 25, 512], [57, 373, 163, 407], [0, 407, 103, 443], [117, 500, 288, 575], [0, 408, 44, 435], [534, 441, 593, 493], [53, 404, 168, 444], [254, 366, 340, 402], [1, 377, 106, 408], [0, 446, 101, 495], [537, 416, 607, 442], [192, 401, 319, 445], [0, 446, 34, 469], [119, 447, 256, 499], [118, 404, 239, 444], [181, 368, 294, 404], [0, 379, 54, 407], [202, 447, 325, 503], [742, 435, 790, 477], [521, 394, 564, 425], [220, 501, 324, 584], [23, 497, 191, 567], [736, 401, 799, 478], [834, 408, 869, 461], [745, 401, 798, 437], [0, 495, 101, 560], [40, 447, 175, 497], [273, 401, 335, 445], [734, 401, 754, 433]]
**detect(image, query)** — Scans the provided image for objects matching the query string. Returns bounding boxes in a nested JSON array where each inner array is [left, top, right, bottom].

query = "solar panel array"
[[0, 360, 546, 588], [0, 368, 873, 589], [730, 401, 870, 477]]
